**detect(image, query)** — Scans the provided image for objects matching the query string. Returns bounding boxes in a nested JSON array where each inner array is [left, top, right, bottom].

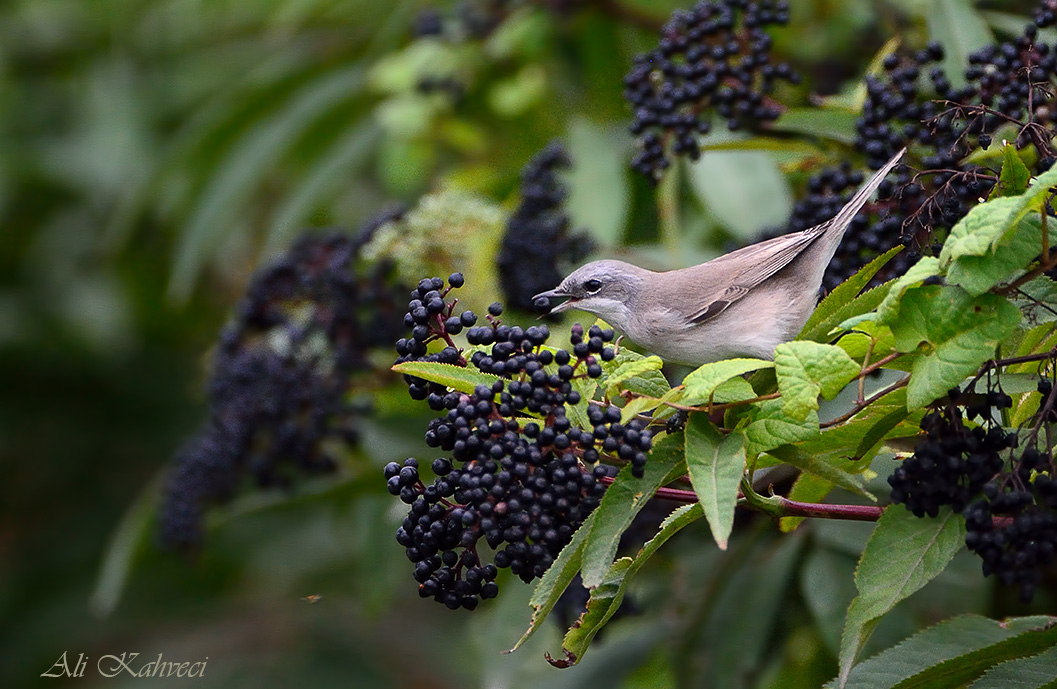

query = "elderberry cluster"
[[888, 397, 1013, 518], [891, 375, 1057, 602], [390, 274, 655, 608], [497, 143, 594, 312], [964, 437, 1057, 604], [160, 220, 406, 549], [623, 0, 798, 182]]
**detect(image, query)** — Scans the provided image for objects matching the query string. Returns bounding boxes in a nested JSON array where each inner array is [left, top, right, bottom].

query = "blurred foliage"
[[0, 0, 1049, 688]]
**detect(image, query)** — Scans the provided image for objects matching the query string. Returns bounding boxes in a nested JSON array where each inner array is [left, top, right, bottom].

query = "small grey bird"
[[534, 149, 905, 365]]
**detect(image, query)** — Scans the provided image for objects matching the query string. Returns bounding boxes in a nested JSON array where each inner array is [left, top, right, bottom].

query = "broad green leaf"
[[560, 504, 704, 662], [685, 416, 745, 549], [926, 0, 994, 89], [942, 203, 1043, 295], [894, 622, 1057, 689], [801, 246, 902, 342], [768, 107, 859, 144], [875, 257, 942, 326], [766, 445, 872, 499], [689, 148, 793, 241], [682, 358, 774, 406], [597, 347, 670, 399], [700, 136, 822, 154], [391, 360, 500, 394], [990, 142, 1032, 198], [775, 342, 861, 422], [832, 614, 1057, 689], [620, 395, 663, 424], [967, 646, 1057, 689], [567, 117, 630, 246], [508, 511, 597, 653], [1015, 274, 1057, 325], [888, 286, 1021, 408], [798, 386, 919, 470], [604, 355, 664, 399], [580, 433, 686, 588], [743, 397, 820, 457], [837, 507, 966, 687]]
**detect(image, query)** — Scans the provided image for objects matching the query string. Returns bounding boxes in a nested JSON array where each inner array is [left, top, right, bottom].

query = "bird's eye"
[[583, 279, 603, 294]]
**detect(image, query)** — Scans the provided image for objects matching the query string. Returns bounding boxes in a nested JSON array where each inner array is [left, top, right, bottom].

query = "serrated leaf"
[[942, 203, 1043, 295], [1014, 274, 1057, 325], [597, 347, 670, 398], [743, 397, 820, 457], [508, 511, 597, 653], [990, 142, 1032, 198], [831, 614, 1057, 689], [801, 246, 902, 342], [966, 645, 1057, 689], [766, 445, 873, 499], [604, 355, 664, 399], [775, 342, 862, 422], [682, 358, 774, 406], [875, 257, 942, 326], [685, 416, 745, 549], [580, 433, 686, 588], [391, 360, 500, 394], [837, 507, 966, 687], [559, 503, 704, 663], [888, 286, 1022, 408]]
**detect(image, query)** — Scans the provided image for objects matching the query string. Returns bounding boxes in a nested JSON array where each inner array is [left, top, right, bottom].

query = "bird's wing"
[[685, 147, 906, 325], [686, 231, 818, 324]]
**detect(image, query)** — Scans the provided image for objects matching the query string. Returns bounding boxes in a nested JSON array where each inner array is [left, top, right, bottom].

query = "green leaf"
[[685, 416, 745, 549], [619, 395, 664, 424], [560, 504, 704, 662], [833, 614, 1057, 689], [888, 286, 1022, 408], [743, 397, 820, 457], [597, 347, 670, 398], [580, 433, 687, 588], [89, 476, 161, 617], [801, 246, 902, 342], [991, 142, 1032, 198], [689, 148, 793, 241], [1013, 274, 1057, 325], [967, 646, 1057, 689], [766, 445, 873, 499], [508, 511, 597, 653], [926, 0, 994, 89], [567, 117, 630, 246], [837, 507, 966, 687], [681, 358, 774, 406], [775, 342, 861, 422], [875, 257, 942, 326], [391, 360, 501, 394], [768, 107, 859, 144], [942, 201, 1044, 295], [604, 355, 665, 400]]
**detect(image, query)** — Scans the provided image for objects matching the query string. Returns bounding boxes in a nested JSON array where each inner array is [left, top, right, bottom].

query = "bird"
[[533, 149, 905, 366]]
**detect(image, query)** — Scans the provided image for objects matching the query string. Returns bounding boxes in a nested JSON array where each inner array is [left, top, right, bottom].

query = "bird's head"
[[533, 260, 647, 330]]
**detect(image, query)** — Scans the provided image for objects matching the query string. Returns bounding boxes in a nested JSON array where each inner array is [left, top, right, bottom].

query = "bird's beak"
[[533, 288, 577, 314]]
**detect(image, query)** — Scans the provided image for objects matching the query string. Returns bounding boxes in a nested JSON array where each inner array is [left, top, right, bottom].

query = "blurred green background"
[[1, 1, 1044, 687]]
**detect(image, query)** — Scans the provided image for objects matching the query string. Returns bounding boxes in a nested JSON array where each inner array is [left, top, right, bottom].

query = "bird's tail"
[[811, 147, 906, 241]]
